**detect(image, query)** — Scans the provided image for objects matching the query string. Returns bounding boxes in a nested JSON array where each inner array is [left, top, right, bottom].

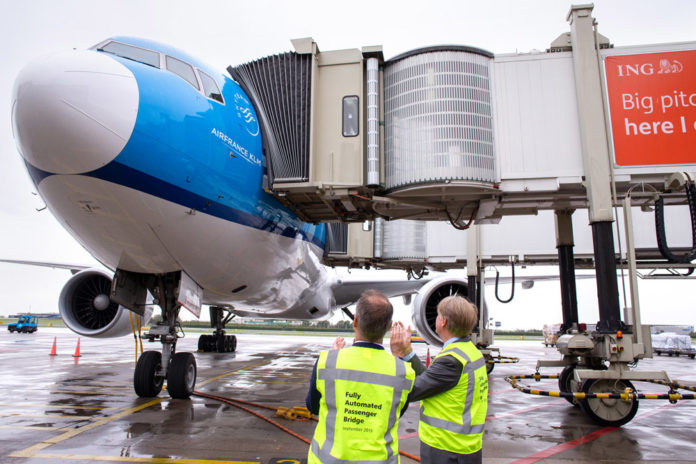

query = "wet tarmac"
[[1, 328, 694, 463]]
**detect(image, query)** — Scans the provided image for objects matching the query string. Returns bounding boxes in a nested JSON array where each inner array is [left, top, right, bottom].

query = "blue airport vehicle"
[[7, 315, 38, 333]]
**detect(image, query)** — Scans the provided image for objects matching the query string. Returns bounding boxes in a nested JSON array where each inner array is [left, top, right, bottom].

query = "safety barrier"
[[487, 355, 520, 365], [505, 373, 696, 403]]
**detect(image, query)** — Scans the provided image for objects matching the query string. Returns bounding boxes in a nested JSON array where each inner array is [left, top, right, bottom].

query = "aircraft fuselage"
[[12, 37, 331, 318]]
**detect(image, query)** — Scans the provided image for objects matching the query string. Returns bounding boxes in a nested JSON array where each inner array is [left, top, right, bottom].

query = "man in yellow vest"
[[390, 295, 488, 464], [306, 289, 416, 463]]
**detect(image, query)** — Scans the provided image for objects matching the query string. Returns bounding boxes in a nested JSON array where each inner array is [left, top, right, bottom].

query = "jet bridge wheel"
[[558, 365, 579, 406], [167, 352, 197, 399], [134, 351, 164, 397], [579, 378, 639, 427]]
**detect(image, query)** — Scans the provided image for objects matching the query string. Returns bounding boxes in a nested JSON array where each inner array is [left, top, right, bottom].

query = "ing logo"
[[615, 58, 684, 77]]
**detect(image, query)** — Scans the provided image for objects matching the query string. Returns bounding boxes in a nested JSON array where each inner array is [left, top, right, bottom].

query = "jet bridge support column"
[[466, 224, 482, 314], [568, 4, 622, 333], [555, 210, 578, 333]]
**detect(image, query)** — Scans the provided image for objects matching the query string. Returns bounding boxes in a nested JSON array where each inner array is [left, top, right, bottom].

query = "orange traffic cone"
[[49, 337, 57, 356], [425, 347, 431, 367], [73, 337, 82, 358]]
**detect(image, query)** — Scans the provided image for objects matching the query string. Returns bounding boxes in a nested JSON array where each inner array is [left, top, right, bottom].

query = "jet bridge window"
[[342, 96, 359, 137], [166, 56, 200, 90], [199, 70, 224, 104], [100, 41, 160, 68]]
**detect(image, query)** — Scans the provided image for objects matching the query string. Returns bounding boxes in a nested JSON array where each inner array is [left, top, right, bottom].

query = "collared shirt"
[[403, 336, 466, 362]]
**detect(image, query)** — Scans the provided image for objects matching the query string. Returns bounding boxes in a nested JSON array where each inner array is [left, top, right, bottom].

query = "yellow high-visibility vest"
[[419, 340, 488, 455], [308, 346, 415, 464]]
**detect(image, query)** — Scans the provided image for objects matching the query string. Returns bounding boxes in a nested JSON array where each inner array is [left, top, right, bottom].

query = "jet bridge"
[[229, 26, 695, 230], [229, 3, 696, 427]]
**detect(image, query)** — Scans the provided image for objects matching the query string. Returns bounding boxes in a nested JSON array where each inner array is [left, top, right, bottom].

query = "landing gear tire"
[[134, 351, 164, 398], [558, 365, 579, 406], [484, 353, 494, 374], [579, 378, 639, 427], [198, 335, 214, 352], [228, 335, 237, 352], [167, 352, 197, 399], [216, 336, 227, 353]]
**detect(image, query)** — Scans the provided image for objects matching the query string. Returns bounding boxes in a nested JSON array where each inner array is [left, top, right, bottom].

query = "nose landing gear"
[[133, 271, 199, 399]]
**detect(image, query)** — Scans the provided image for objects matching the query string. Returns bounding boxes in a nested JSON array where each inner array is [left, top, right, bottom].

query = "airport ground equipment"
[[652, 332, 696, 358], [505, 373, 696, 427], [7, 314, 38, 333], [481, 346, 519, 374], [543, 324, 562, 347]]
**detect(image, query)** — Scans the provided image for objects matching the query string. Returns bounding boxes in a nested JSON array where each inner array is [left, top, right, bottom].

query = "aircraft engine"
[[59, 269, 149, 337], [412, 276, 475, 347]]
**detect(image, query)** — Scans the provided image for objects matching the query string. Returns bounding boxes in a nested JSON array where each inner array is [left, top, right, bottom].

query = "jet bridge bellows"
[[228, 52, 312, 184]]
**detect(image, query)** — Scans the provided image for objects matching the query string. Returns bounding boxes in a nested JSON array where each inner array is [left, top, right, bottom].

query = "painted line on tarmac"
[[507, 400, 687, 464], [0, 425, 65, 431], [9, 398, 164, 459], [508, 426, 619, 464], [49, 390, 133, 396], [23, 453, 260, 463], [0, 402, 113, 410], [0, 412, 95, 420], [259, 380, 309, 385], [55, 384, 133, 390], [196, 360, 272, 388]]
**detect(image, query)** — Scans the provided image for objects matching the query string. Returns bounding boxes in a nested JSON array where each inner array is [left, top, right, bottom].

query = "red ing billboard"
[[605, 50, 696, 166]]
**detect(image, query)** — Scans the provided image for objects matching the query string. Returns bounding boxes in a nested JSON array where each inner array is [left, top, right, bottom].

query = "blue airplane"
[[10, 37, 471, 398]]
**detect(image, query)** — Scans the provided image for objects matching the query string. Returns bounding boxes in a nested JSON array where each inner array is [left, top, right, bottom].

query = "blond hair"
[[437, 295, 478, 337]]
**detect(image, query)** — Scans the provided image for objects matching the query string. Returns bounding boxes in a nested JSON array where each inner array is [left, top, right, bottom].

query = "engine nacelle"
[[412, 276, 481, 347], [59, 269, 150, 337]]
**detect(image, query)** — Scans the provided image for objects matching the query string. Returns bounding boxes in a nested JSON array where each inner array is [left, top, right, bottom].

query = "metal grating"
[[228, 53, 312, 184], [325, 223, 348, 254], [384, 48, 496, 190]]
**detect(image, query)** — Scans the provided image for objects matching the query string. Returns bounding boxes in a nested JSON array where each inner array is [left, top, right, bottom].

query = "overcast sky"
[[0, 0, 694, 329]]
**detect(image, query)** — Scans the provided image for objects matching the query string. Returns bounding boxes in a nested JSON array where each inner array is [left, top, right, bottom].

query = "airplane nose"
[[11, 50, 138, 174]]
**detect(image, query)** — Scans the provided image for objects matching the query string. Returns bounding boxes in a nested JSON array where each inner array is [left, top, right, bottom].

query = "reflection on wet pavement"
[[1, 329, 694, 463]]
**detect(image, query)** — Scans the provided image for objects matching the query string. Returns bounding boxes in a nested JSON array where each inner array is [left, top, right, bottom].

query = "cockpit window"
[[166, 56, 200, 90], [100, 41, 160, 68], [199, 70, 224, 104]]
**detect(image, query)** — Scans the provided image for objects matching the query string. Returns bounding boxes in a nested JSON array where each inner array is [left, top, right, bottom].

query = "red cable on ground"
[[194, 391, 311, 444], [193, 390, 421, 462]]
